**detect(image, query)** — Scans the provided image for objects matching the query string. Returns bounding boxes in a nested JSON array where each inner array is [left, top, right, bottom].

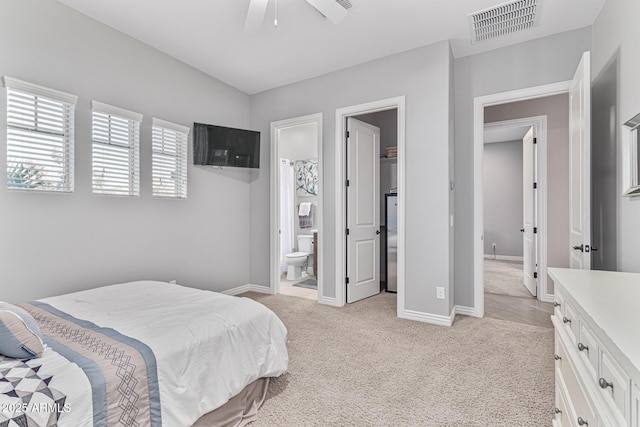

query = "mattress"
[[0, 281, 288, 426]]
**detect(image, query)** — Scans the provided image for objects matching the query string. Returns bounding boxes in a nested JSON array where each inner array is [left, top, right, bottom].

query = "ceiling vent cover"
[[311, 0, 353, 19], [335, 0, 353, 9], [469, 0, 537, 44]]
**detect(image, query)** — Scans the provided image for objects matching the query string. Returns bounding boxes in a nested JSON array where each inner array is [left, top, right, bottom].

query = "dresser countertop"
[[548, 267, 640, 374]]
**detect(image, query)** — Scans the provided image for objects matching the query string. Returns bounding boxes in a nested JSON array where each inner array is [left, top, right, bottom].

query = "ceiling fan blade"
[[245, 0, 269, 32], [305, 0, 348, 24]]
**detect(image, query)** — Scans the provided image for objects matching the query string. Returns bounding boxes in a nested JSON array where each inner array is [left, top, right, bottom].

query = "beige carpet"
[[244, 292, 554, 426], [484, 259, 533, 298]]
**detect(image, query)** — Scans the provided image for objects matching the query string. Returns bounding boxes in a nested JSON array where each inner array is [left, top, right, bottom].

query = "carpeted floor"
[[244, 292, 554, 426], [484, 258, 532, 298]]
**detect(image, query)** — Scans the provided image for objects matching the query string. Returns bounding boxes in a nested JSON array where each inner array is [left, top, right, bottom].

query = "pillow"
[[0, 302, 44, 359]]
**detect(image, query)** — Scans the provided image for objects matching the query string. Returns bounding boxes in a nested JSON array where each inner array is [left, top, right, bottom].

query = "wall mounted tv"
[[193, 122, 260, 169]]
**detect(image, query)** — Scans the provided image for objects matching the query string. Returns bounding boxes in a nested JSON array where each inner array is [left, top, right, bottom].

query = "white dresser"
[[549, 268, 640, 427]]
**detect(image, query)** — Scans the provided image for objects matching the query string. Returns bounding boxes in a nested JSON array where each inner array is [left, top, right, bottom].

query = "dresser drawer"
[[563, 300, 579, 344], [555, 291, 566, 318], [556, 333, 598, 427], [599, 348, 631, 422], [578, 320, 600, 376], [555, 370, 576, 427]]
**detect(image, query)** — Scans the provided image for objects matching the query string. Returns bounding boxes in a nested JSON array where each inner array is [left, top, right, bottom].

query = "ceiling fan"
[[245, 0, 349, 32]]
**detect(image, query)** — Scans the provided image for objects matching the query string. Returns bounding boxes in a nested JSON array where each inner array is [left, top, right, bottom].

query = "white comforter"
[[36, 281, 288, 426]]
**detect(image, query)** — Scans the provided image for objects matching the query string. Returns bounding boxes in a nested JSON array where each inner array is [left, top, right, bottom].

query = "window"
[[91, 101, 142, 196], [3, 76, 77, 192], [152, 118, 189, 199]]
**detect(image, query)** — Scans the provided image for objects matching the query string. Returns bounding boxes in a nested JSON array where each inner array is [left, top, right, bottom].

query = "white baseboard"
[[484, 254, 524, 261], [542, 293, 555, 303], [318, 296, 340, 307], [454, 305, 481, 318], [399, 308, 454, 326], [222, 284, 273, 296]]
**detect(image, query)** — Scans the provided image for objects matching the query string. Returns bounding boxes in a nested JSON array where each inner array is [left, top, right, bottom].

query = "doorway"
[[483, 116, 547, 302], [334, 96, 406, 312], [473, 82, 571, 317], [270, 113, 323, 301]]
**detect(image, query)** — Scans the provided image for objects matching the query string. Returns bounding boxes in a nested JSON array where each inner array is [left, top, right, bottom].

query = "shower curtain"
[[280, 159, 294, 272]]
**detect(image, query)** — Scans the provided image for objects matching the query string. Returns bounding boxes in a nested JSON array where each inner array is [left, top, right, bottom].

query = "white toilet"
[[285, 234, 314, 280]]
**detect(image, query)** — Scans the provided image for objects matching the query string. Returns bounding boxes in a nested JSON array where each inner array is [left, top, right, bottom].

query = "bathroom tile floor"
[[279, 274, 317, 301]]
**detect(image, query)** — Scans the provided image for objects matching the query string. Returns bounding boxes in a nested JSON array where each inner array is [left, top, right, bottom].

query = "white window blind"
[[3, 76, 77, 192], [91, 101, 142, 196], [152, 118, 189, 199]]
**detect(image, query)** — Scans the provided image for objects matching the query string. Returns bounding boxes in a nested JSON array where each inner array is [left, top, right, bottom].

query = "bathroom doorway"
[[269, 113, 323, 301]]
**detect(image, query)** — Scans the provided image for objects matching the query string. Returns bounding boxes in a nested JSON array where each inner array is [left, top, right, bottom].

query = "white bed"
[[0, 281, 288, 427]]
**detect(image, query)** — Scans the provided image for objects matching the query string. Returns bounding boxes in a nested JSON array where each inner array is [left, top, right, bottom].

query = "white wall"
[[592, 0, 640, 272], [483, 141, 523, 257], [250, 41, 454, 316], [279, 123, 318, 162], [279, 123, 319, 240], [453, 27, 592, 308], [0, 0, 252, 302]]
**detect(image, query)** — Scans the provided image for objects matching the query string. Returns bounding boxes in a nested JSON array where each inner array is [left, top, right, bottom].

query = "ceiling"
[[57, 0, 605, 95]]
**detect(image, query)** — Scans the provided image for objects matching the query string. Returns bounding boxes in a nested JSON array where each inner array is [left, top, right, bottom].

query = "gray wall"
[[0, 0, 252, 302], [591, 53, 618, 271], [484, 94, 571, 294], [483, 141, 523, 257], [250, 41, 454, 316], [592, 0, 640, 272], [454, 27, 592, 307]]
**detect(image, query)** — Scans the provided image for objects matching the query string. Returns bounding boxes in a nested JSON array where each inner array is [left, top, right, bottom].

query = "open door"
[[346, 118, 380, 303], [522, 127, 537, 296], [569, 52, 592, 269]]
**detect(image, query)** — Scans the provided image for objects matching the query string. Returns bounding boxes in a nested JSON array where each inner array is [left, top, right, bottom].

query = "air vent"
[[311, 0, 353, 19], [469, 0, 537, 44]]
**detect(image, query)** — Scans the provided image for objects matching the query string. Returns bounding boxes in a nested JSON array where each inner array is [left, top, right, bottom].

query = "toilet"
[[285, 234, 314, 280]]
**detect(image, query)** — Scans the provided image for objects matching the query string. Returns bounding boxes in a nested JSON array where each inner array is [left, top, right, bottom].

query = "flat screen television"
[[193, 122, 260, 168]]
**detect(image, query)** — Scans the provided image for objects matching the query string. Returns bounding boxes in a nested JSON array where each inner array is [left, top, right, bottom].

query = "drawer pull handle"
[[554, 354, 561, 361], [577, 342, 589, 352], [599, 378, 613, 390], [562, 316, 571, 324], [553, 302, 561, 307], [554, 407, 562, 414], [577, 417, 588, 426]]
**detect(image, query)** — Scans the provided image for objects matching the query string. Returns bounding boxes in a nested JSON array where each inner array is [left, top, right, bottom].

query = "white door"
[[346, 118, 380, 303], [569, 52, 592, 269], [522, 127, 537, 297]]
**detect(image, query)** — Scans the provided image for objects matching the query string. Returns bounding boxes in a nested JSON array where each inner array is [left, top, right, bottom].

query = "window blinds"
[[91, 101, 142, 197], [152, 118, 189, 199], [3, 76, 77, 192]]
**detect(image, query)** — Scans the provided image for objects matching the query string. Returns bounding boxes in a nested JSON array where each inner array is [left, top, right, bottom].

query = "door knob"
[[376, 230, 381, 235], [572, 244, 584, 252], [520, 228, 525, 232], [591, 246, 598, 252]]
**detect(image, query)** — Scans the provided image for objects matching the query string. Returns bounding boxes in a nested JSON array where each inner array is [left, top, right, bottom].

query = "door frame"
[[270, 113, 323, 300], [473, 81, 570, 317], [483, 115, 548, 299], [334, 96, 406, 310]]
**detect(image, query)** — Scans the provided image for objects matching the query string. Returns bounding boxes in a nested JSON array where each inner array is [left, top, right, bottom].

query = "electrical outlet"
[[436, 287, 445, 300]]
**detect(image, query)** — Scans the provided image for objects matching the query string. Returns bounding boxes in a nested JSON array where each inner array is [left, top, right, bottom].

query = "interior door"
[[346, 118, 380, 303], [522, 127, 537, 297], [569, 52, 592, 269]]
